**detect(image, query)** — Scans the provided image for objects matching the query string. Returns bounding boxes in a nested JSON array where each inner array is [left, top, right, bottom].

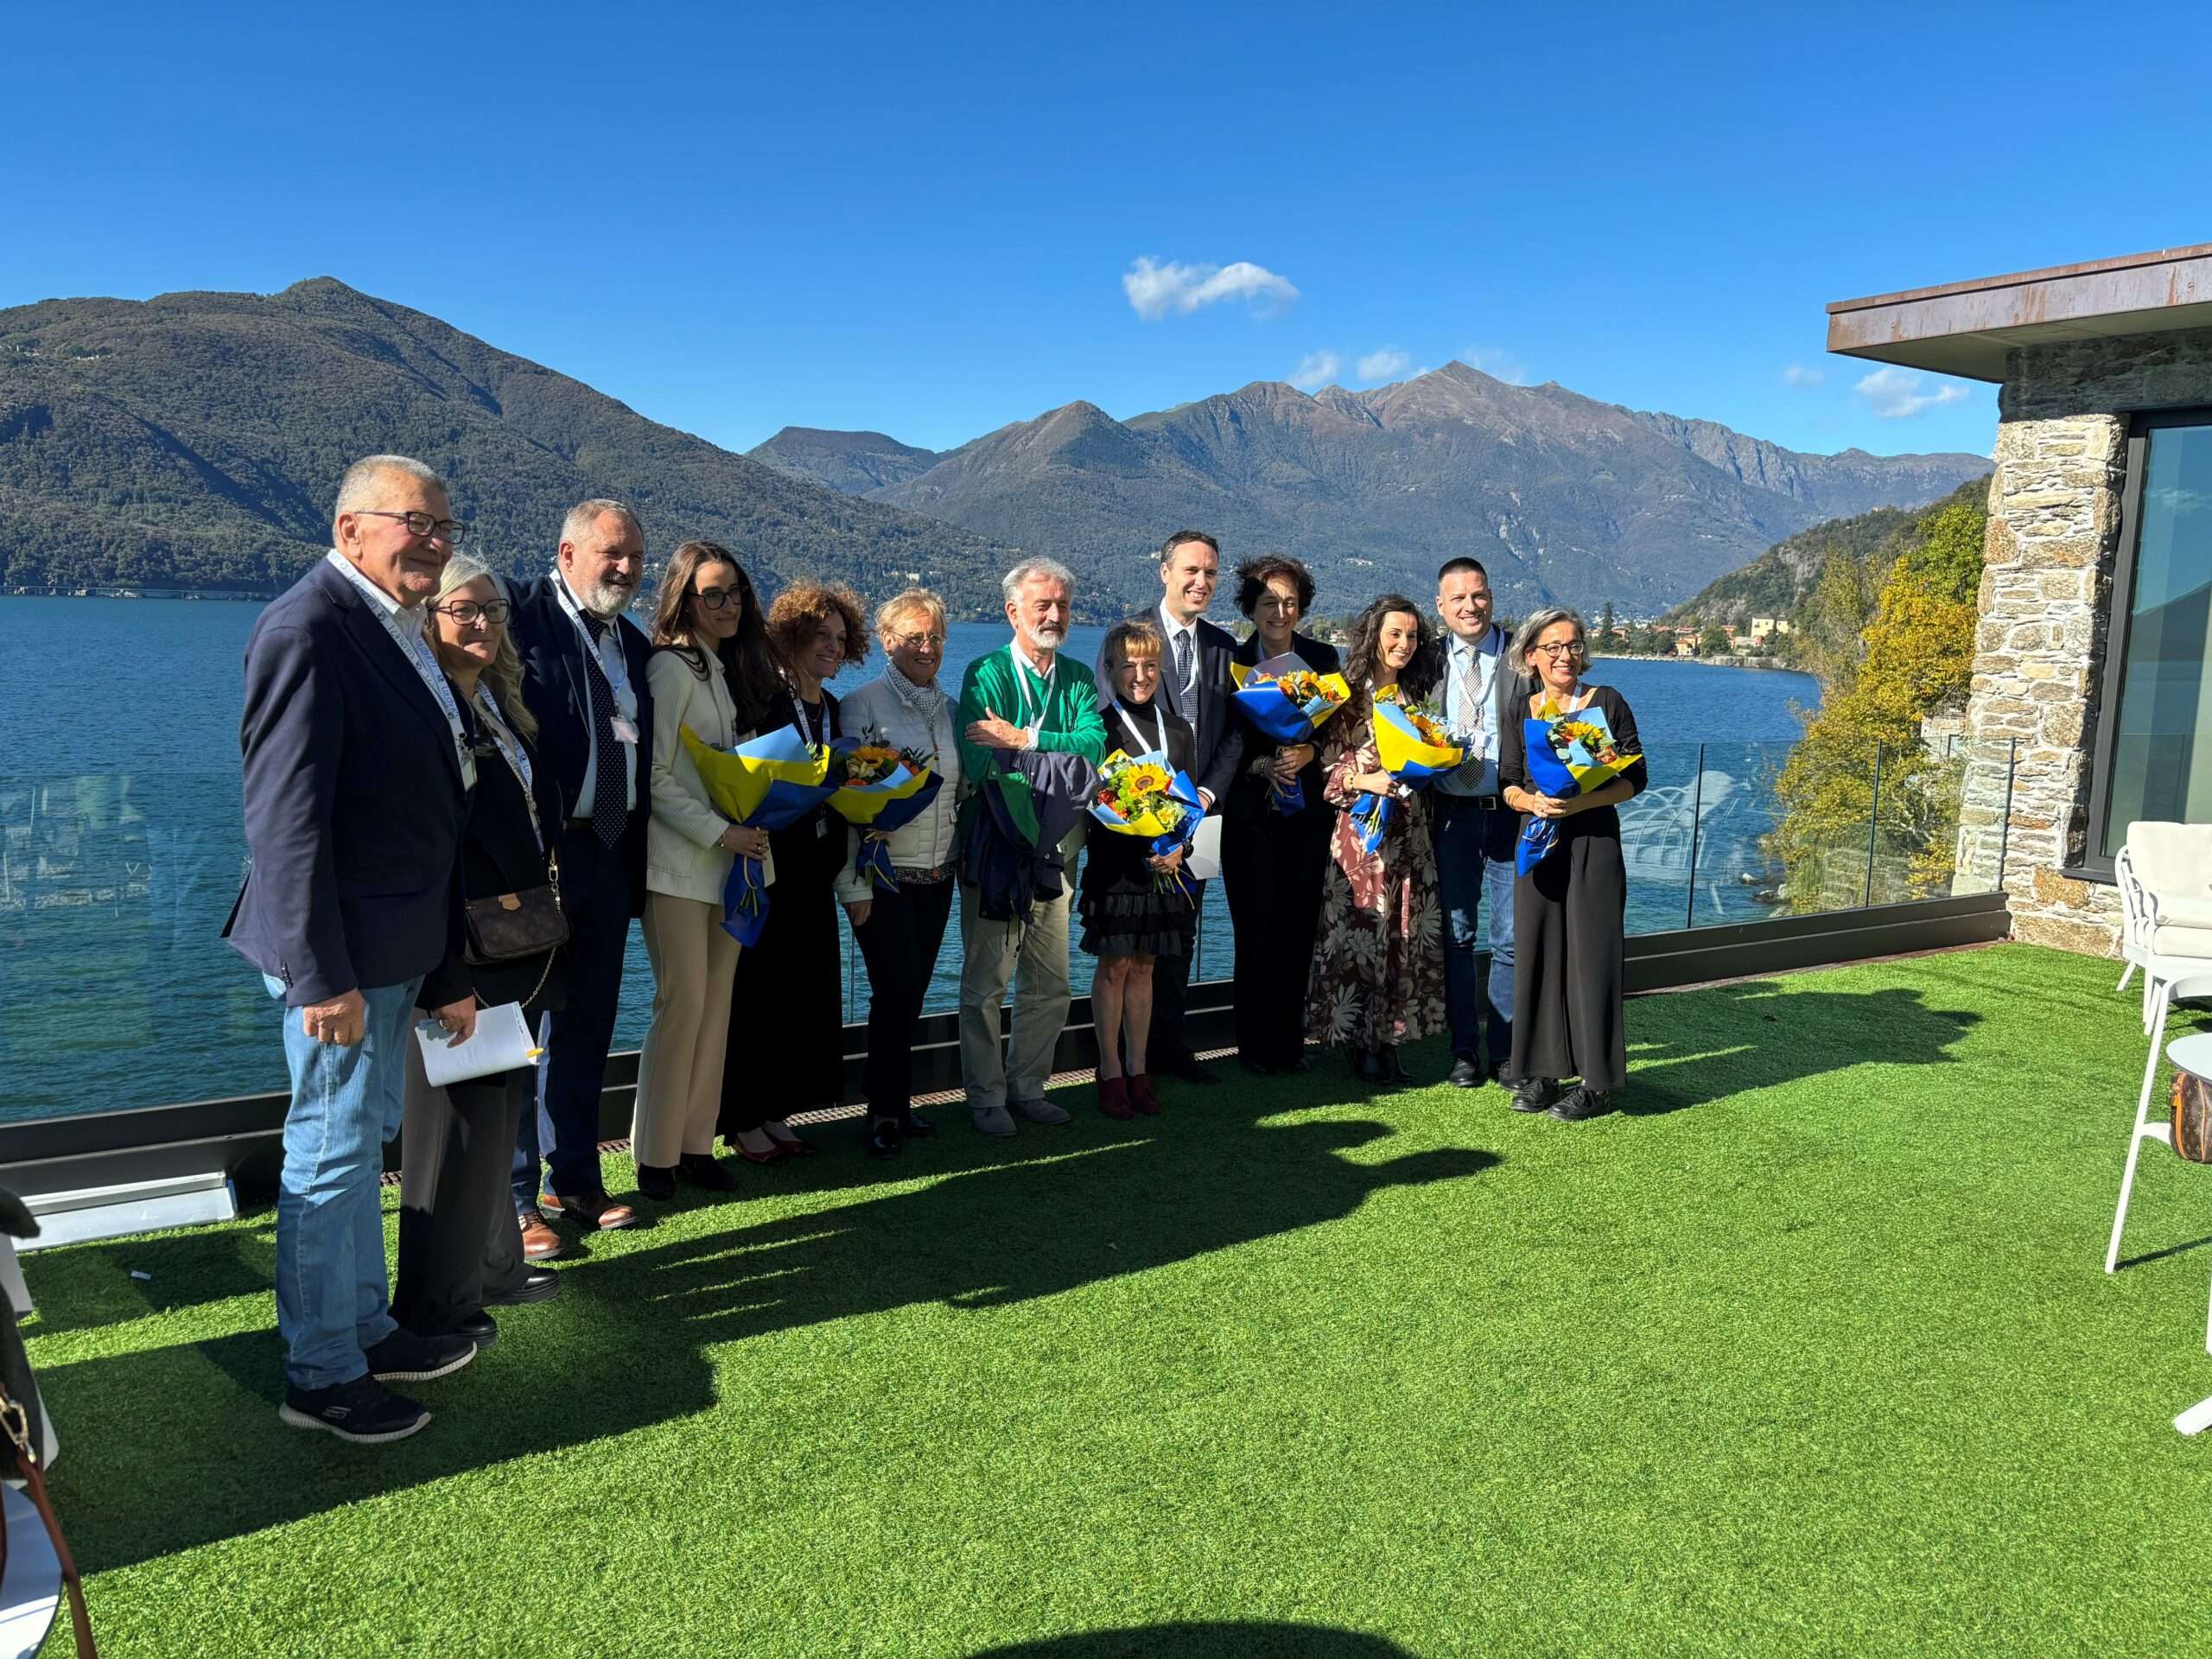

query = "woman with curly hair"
[[720, 578, 870, 1160], [1305, 594, 1447, 1085]]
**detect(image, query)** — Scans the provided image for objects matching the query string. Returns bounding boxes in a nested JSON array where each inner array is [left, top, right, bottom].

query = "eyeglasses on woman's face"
[[1530, 639, 1586, 658], [893, 631, 945, 652], [692, 586, 741, 611], [429, 599, 510, 626]]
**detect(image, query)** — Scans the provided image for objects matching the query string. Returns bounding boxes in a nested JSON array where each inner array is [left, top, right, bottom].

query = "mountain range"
[[0, 276, 1989, 620], [751, 365, 1991, 614]]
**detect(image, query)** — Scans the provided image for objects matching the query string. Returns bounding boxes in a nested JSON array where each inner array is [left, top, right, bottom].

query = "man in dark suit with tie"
[[226, 454, 483, 1444], [1103, 531, 1246, 1085], [506, 499, 653, 1246]]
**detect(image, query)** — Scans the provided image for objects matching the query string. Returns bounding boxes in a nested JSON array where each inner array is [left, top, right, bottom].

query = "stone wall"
[[1964, 327, 2212, 953]]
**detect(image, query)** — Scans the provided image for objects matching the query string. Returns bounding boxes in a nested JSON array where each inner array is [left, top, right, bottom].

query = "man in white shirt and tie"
[[1431, 557, 1522, 1091]]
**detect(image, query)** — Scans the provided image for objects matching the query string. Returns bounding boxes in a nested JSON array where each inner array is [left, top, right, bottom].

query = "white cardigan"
[[644, 647, 772, 906], [834, 669, 963, 903]]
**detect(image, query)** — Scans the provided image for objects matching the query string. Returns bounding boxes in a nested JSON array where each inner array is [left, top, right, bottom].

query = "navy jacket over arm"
[[223, 557, 469, 1007], [505, 573, 655, 918]]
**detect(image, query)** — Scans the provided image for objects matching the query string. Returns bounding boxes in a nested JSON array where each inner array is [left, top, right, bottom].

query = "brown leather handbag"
[[2173, 1068, 2212, 1164], [462, 858, 569, 966]]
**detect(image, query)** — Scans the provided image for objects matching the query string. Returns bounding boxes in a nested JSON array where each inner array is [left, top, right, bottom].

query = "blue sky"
[[10, 1, 2209, 461]]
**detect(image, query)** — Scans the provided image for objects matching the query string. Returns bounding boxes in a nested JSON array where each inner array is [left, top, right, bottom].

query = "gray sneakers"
[[970, 1104, 1017, 1136], [1012, 1096, 1071, 1126]]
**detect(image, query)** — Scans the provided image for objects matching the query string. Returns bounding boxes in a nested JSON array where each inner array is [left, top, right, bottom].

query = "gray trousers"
[[957, 879, 1072, 1111]]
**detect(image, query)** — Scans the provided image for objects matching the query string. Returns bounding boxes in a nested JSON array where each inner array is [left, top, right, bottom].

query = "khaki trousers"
[[632, 893, 741, 1166], [957, 878, 1072, 1111]]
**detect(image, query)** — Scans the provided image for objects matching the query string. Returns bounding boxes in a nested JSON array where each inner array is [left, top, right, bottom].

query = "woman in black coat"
[[721, 582, 870, 1160], [1221, 556, 1341, 1075], [397, 562, 571, 1343], [1497, 606, 1648, 1123]]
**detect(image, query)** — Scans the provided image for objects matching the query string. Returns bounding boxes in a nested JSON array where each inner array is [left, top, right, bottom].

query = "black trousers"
[[1222, 801, 1333, 1069], [1510, 824, 1629, 1093], [852, 876, 955, 1122], [1146, 880, 1201, 1065], [722, 816, 847, 1135], [397, 1059, 530, 1338]]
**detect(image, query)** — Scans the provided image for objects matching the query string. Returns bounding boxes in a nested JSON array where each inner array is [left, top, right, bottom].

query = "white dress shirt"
[[1435, 623, 1505, 799]]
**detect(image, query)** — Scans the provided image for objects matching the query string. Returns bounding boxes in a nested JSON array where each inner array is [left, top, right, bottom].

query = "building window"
[[2088, 408, 2212, 868]]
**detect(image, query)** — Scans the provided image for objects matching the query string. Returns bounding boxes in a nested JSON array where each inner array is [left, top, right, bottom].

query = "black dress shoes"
[[678, 1153, 738, 1192], [1355, 1048, 1388, 1084], [450, 1310, 499, 1347], [902, 1111, 938, 1139], [635, 1162, 677, 1201], [1510, 1077, 1556, 1114], [486, 1267, 562, 1306], [1449, 1054, 1484, 1090], [1240, 1055, 1276, 1077], [1383, 1046, 1417, 1085], [1548, 1084, 1613, 1123], [866, 1117, 904, 1159], [1162, 1053, 1220, 1086]]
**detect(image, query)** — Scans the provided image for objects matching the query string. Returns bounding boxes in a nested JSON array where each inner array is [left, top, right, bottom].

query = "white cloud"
[[1464, 344, 1530, 385], [1783, 364, 1827, 388], [1289, 350, 1342, 391], [1854, 365, 1971, 419], [1357, 347, 1413, 383], [1123, 256, 1300, 321]]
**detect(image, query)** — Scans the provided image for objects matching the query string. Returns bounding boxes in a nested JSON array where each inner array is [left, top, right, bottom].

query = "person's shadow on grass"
[[965, 1624, 1414, 1657], [29, 1071, 1497, 1574]]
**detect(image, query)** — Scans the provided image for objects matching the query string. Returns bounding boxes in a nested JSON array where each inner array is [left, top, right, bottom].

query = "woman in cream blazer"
[[632, 543, 773, 1201]]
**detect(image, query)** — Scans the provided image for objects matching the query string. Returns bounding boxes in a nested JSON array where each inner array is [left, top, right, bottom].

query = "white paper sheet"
[[414, 1001, 542, 1087]]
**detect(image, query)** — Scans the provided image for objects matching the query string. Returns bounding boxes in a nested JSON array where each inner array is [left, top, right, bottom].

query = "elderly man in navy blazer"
[[226, 454, 484, 1445], [505, 499, 652, 1248], [1102, 531, 1245, 1086]]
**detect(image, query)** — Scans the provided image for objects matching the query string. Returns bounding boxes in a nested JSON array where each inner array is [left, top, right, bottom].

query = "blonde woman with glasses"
[[1497, 607, 1648, 1122]]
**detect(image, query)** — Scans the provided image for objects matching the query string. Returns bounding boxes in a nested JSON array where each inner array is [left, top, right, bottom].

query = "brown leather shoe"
[[540, 1191, 639, 1231], [517, 1206, 566, 1261]]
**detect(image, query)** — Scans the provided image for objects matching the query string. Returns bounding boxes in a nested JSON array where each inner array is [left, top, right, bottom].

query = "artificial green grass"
[[21, 943, 2212, 1657]]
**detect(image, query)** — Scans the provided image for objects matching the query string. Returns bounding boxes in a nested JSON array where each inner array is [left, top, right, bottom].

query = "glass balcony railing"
[[0, 734, 2014, 1124]]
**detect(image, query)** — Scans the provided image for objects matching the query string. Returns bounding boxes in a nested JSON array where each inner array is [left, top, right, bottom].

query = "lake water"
[[0, 599, 1815, 1118]]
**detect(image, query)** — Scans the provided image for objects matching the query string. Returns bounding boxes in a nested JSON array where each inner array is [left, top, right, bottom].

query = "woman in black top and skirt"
[[1080, 620, 1198, 1120], [1497, 606, 1648, 1123], [721, 581, 870, 1161], [397, 556, 570, 1344], [1222, 556, 1339, 1075]]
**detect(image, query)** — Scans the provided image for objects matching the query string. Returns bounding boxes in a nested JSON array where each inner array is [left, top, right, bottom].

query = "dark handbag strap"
[[0, 1393, 95, 1655]]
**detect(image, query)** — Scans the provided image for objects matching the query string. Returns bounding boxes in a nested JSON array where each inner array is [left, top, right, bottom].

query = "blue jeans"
[[268, 975, 423, 1390], [1433, 792, 1516, 1067]]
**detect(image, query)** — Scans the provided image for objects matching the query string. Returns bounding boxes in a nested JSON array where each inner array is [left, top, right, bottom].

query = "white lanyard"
[[786, 686, 830, 746], [472, 684, 540, 851], [551, 570, 639, 722], [1116, 698, 1165, 756], [1011, 650, 1054, 732]]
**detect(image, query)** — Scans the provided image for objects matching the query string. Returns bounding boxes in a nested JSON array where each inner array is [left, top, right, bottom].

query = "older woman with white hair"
[[1497, 606, 1648, 1122], [836, 589, 963, 1157]]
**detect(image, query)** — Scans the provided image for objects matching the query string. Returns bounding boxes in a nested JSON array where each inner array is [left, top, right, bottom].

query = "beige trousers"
[[632, 893, 741, 1166], [957, 878, 1072, 1111]]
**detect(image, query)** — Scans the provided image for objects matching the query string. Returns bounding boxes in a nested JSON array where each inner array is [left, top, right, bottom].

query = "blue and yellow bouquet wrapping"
[[1090, 748, 1205, 901], [1515, 698, 1643, 874], [824, 738, 944, 893], [1228, 653, 1352, 812], [679, 723, 836, 944], [1350, 692, 1465, 855]]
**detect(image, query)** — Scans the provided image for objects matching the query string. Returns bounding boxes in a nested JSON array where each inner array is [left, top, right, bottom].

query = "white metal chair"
[[2107, 969, 2212, 1274], [2118, 823, 2212, 1034]]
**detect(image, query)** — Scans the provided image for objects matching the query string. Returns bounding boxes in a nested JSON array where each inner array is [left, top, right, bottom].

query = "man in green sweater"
[[956, 556, 1108, 1135]]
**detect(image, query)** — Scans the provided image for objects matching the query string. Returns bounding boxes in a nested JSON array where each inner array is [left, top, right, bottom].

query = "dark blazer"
[[506, 573, 654, 917], [223, 557, 469, 1007], [420, 707, 573, 1016], [1102, 697, 1196, 781], [1100, 609, 1244, 806], [1421, 624, 1533, 777], [1226, 630, 1342, 822]]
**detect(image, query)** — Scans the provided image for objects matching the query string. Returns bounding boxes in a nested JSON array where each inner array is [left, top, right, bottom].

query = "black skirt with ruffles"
[[1077, 826, 1198, 960]]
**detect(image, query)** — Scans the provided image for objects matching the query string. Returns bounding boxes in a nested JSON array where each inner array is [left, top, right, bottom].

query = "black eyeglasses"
[[356, 508, 469, 545], [693, 588, 741, 611], [1530, 640, 1586, 658], [429, 599, 511, 625]]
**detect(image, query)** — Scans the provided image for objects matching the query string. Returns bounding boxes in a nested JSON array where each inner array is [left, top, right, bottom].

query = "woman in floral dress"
[[1305, 594, 1447, 1085]]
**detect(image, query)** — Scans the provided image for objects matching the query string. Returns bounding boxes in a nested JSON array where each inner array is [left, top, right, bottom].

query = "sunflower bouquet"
[[1349, 688, 1466, 855], [679, 724, 838, 944], [823, 730, 944, 893], [1227, 652, 1353, 812], [1516, 696, 1642, 874], [1090, 748, 1205, 899]]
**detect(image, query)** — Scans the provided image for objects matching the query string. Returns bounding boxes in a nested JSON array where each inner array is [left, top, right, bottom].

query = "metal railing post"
[[1683, 743, 1707, 929], [1997, 738, 2017, 893], [1863, 741, 1884, 910]]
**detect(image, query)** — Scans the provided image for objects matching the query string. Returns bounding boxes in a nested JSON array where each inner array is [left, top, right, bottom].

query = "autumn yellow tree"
[[1772, 500, 1986, 908]]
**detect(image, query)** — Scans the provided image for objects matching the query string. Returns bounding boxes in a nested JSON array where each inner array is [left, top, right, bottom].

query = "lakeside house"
[[1828, 242, 2212, 954]]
